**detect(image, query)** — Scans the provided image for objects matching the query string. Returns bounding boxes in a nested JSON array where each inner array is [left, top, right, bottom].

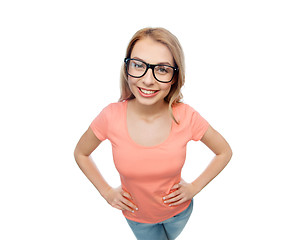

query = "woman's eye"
[[131, 61, 144, 69], [157, 66, 169, 74]]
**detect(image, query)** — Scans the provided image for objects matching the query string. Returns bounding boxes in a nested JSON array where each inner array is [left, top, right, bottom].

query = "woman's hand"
[[103, 186, 138, 212], [163, 179, 197, 206]]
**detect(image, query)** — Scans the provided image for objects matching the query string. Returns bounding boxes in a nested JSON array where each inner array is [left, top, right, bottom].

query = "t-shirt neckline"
[[123, 100, 176, 149]]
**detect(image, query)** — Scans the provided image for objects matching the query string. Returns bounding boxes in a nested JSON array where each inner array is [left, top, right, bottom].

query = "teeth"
[[140, 88, 157, 94]]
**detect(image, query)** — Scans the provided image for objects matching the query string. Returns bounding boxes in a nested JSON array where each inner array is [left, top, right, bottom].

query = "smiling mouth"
[[138, 87, 159, 95]]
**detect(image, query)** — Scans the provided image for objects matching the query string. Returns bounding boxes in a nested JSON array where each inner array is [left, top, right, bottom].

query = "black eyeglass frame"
[[124, 58, 178, 83]]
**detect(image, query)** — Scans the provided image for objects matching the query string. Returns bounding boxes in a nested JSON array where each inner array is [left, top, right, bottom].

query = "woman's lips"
[[138, 87, 159, 97]]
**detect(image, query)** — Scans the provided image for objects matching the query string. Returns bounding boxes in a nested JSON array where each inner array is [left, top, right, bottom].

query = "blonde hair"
[[119, 27, 185, 123]]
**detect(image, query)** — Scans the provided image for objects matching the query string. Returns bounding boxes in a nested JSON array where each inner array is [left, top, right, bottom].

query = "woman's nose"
[[142, 68, 156, 85]]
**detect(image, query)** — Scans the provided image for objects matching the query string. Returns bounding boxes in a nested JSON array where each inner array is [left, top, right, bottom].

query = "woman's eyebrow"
[[157, 61, 173, 66], [131, 56, 173, 66]]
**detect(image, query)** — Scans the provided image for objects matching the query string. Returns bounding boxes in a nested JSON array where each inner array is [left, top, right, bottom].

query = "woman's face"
[[127, 37, 175, 107]]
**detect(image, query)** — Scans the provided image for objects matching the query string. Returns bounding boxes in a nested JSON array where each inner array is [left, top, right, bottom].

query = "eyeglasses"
[[124, 58, 178, 83]]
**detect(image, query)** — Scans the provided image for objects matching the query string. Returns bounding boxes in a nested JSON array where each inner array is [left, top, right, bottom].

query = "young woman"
[[74, 27, 232, 240]]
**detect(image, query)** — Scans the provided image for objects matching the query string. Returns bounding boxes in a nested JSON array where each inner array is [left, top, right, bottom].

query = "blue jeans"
[[125, 200, 193, 240]]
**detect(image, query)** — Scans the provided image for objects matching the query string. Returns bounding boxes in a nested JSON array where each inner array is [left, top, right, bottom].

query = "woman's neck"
[[129, 99, 169, 121]]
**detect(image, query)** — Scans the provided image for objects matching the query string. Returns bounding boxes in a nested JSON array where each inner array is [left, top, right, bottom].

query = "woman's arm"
[[163, 125, 232, 206], [74, 127, 138, 212], [192, 125, 232, 193]]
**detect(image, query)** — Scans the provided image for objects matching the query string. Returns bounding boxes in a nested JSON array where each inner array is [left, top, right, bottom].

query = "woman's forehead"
[[131, 37, 174, 65]]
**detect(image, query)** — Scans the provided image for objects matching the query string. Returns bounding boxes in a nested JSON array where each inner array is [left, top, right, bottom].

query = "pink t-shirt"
[[90, 101, 209, 223]]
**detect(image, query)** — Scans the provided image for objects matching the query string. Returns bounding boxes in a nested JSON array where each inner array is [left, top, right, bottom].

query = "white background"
[[1, 0, 302, 239]]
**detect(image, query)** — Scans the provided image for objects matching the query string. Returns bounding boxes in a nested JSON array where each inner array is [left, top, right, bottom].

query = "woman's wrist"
[[99, 185, 112, 199], [191, 181, 203, 197]]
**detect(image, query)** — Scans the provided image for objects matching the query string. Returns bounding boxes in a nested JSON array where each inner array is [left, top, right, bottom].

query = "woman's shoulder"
[[173, 101, 197, 114], [94, 101, 126, 120], [173, 101, 207, 121], [101, 101, 127, 111]]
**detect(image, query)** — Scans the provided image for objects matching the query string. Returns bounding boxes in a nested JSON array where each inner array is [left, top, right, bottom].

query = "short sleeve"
[[90, 104, 111, 141], [190, 108, 209, 141]]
